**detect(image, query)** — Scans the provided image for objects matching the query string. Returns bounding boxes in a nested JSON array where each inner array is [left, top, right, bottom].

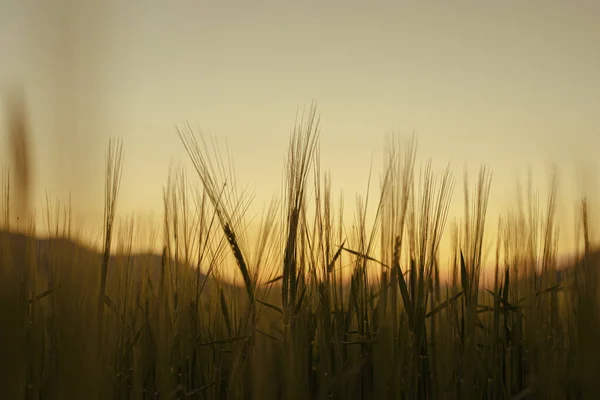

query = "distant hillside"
[[0, 230, 215, 294], [554, 248, 600, 284], [2, 229, 597, 295]]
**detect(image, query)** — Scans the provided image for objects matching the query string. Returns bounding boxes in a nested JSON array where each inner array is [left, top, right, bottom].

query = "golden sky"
[[1, 1, 599, 267]]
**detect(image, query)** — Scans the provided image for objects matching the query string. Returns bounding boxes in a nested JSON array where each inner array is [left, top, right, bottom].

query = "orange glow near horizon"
[[1, 1, 599, 284]]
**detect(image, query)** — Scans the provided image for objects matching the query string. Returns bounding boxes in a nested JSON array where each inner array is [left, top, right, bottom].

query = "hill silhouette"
[[1, 229, 598, 295], [0, 229, 217, 295]]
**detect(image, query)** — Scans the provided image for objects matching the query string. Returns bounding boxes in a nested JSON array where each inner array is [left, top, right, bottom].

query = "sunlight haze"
[[1, 0, 599, 267]]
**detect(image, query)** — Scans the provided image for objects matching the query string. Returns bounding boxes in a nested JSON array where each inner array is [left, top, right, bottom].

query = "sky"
[[1, 1, 599, 268]]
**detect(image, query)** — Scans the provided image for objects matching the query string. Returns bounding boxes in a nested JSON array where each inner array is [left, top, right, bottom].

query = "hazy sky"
[[1, 1, 599, 260]]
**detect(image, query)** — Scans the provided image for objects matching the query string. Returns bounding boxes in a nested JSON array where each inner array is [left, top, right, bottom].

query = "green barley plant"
[[1, 99, 599, 399]]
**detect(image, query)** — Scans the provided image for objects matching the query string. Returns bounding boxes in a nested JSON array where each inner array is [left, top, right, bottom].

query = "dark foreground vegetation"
[[1, 106, 600, 399]]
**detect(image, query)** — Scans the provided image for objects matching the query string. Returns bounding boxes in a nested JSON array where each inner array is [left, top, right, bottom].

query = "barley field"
[[1, 104, 599, 399]]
